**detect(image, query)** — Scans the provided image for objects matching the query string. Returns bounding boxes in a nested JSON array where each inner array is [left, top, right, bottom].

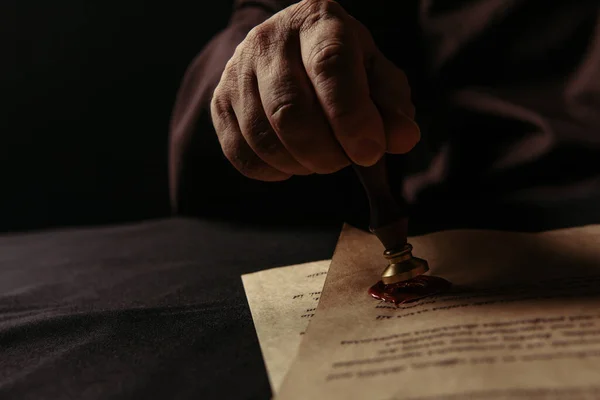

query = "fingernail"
[[351, 138, 384, 166]]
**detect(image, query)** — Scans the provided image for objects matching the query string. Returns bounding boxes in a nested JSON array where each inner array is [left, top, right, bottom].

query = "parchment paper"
[[242, 260, 330, 394], [276, 224, 600, 400]]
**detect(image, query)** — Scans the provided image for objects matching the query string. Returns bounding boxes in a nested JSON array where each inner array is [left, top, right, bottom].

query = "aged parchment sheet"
[[242, 260, 330, 394], [276, 224, 600, 400]]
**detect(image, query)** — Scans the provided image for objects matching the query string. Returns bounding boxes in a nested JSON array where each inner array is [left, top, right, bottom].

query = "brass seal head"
[[381, 243, 429, 285]]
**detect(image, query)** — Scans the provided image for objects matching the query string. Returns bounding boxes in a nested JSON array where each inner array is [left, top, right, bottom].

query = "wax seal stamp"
[[353, 157, 430, 284], [380, 243, 429, 285]]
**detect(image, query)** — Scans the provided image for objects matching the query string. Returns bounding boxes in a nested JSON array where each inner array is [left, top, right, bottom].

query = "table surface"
[[1, 202, 600, 400], [0, 218, 341, 400]]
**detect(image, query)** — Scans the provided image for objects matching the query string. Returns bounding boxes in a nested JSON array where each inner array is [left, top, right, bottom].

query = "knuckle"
[[252, 129, 281, 156], [308, 40, 349, 82], [224, 59, 250, 96], [210, 88, 226, 113], [222, 53, 257, 104], [293, 0, 344, 29], [325, 99, 356, 123], [213, 62, 238, 100], [243, 115, 281, 156], [269, 99, 296, 122], [266, 92, 304, 128], [245, 23, 277, 58], [219, 133, 240, 161], [210, 92, 232, 130], [222, 54, 242, 84]]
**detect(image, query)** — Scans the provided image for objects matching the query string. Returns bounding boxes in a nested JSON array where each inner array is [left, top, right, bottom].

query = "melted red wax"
[[368, 275, 452, 305]]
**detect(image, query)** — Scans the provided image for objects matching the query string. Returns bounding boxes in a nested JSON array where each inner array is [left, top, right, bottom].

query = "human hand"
[[210, 0, 420, 181]]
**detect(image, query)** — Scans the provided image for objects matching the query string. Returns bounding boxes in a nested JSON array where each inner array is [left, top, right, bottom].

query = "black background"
[[1, 1, 234, 232]]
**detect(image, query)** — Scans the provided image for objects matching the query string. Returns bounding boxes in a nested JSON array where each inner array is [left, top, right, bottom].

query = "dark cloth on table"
[[0, 218, 340, 400], [169, 0, 600, 227]]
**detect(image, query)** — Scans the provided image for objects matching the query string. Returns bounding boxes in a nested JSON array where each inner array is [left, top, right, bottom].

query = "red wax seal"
[[368, 275, 452, 305]]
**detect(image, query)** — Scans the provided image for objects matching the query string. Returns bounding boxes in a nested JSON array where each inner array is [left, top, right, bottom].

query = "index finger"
[[297, 1, 386, 166]]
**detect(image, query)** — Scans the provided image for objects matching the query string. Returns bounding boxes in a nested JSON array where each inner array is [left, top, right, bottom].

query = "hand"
[[210, 0, 420, 181]]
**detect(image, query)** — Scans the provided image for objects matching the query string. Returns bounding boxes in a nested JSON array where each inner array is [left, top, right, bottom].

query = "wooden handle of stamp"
[[352, 156, 408, 251]]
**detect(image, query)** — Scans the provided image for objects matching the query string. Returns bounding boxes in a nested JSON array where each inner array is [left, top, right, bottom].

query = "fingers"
[[211, 82, 291, 182], [233, 69, 312, 176], [297, 0, 386, 166], [252, 24, 350, 174]]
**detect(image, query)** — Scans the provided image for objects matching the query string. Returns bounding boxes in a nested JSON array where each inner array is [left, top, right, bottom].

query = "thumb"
[[366, 52, 421, 154]]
